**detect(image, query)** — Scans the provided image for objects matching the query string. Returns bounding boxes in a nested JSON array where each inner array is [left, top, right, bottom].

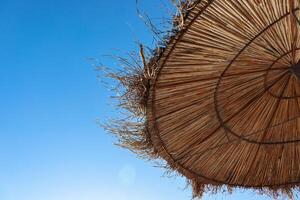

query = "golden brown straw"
[[104, 0, 300, 198]]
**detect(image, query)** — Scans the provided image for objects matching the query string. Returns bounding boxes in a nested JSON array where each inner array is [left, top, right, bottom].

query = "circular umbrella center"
[[290, 61, 300, 80]]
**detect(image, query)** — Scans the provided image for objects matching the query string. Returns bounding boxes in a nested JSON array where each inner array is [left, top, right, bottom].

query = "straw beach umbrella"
[[104, 0, 300, 198]]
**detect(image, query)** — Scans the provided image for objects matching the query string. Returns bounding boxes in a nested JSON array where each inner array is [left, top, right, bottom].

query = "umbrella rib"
[[191, 105, 300, 159], [218, 71, 288, 131], [173, 71, 288, 162], [218, 103, 300, 144], [157, 74, 263, 116], [264, 47, 300, 98], [261, 75, 291, 143], [220, 7, 299, 79], [215, 72, 300, 145], [240, 113, 300, 141], [240, 75, 291, 186], [158, 46, 299, 117], [213, 7, 300, 95], [213, 9, 300, 145], [177, 107, 300, 161], [178, 74, 300, 161], [216, 74, 300, 144], [175, 72, 287, 161], [156, 71, 265, 129]]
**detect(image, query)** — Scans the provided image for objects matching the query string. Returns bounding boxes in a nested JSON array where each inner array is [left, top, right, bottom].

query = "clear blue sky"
[[0, 0, 280, 199]]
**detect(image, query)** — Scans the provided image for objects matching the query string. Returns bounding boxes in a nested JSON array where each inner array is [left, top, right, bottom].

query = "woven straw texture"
[[106, 0, 300, 198]]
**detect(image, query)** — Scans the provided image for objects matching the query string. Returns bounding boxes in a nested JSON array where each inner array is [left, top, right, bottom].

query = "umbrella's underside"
[[109, 0, 300, 198]]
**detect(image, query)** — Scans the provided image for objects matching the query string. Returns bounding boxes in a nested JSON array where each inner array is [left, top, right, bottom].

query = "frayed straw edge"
[[99, 0, 300, 199]]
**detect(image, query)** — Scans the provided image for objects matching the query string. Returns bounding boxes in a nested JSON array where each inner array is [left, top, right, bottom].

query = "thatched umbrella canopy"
[[104, 0, 300, 198]]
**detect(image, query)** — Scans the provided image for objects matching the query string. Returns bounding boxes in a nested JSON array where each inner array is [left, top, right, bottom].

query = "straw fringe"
[[102, 0, 197, 155], [101, 0, 300, 199]]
